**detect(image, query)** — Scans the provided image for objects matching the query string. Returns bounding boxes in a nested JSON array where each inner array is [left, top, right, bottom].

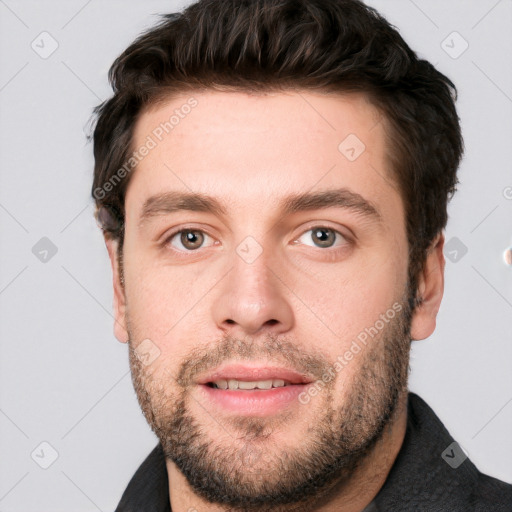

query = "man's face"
[[111, 90, 418, 508]]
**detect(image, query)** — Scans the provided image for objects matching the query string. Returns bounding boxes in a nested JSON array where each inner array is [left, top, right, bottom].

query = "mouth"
[[196, 363, 315, 416], [197, 363, 314, 386], [206, 378, 292, 390]]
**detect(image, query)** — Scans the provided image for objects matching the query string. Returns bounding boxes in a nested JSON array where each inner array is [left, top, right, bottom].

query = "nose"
[[211, 242, 295, 337]]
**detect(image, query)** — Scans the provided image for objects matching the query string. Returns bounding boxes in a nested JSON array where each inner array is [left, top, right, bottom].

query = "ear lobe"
[[104, 236, 129, 343], [410, 233, 445, 341]]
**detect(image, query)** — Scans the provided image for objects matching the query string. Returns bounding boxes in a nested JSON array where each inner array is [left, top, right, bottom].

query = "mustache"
[[174, 334, 331, 387]]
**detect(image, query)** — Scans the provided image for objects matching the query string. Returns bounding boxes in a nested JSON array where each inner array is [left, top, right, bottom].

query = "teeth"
[[215, 379, 228, 390], [238, 380, 257, 390], [212, 378, 289, 390]]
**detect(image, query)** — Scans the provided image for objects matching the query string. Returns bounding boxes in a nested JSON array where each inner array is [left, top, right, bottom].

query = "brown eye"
[[297, 227, 347, 249], [180, 230, 204, 250], [167, 229, 214, 252], [311, 228, 336, 248]]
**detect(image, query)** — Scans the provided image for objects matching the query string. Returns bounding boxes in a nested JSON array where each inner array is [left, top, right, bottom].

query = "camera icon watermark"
[[444, 236, 468, 263], [31, 441, 59, 469], [338, 134, 366, 162], [441, 441, 468, 469], [236, 236, 263, 264], [238, 444, 274, 483], [32, 237, 58, 263], [441, 31, 469, 59], [134, 338, 161, 366], [31, 31, 59, 59]]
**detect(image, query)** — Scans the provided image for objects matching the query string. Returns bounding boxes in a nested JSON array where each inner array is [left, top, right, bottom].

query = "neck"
[[166, 392, 408, 512]]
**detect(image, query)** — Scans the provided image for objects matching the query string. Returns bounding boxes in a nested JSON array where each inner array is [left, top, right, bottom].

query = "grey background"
[[0, 0, 511, 510]]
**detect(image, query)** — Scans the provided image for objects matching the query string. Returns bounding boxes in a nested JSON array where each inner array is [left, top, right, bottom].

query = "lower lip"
[[197, 384, 311, 416]]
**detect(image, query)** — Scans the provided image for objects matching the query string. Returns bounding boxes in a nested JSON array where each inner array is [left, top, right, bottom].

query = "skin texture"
[[104, 90, 445, 512]]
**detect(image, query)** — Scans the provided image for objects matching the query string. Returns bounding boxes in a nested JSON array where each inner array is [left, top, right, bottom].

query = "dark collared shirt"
[[115, 392, 512, 511]]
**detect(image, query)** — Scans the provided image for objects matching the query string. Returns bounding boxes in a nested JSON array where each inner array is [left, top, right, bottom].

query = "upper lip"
[[196, 363, 314, 385]]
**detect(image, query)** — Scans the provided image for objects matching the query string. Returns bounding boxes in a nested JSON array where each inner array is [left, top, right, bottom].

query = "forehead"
[[126, 89, 401, 226]]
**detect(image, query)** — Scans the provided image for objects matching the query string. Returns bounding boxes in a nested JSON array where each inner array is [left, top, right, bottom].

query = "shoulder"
[[469, 471, 512, 511], [374, 392, 512, 511], [115, 443, 170, 512]]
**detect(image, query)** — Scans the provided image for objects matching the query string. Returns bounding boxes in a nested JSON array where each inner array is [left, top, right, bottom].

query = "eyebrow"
[[138, 188, 382, 227]]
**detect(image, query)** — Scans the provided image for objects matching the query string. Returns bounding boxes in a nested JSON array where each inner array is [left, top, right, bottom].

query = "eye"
[[166, 229, 215, 252], [295, 227, 348, 249]]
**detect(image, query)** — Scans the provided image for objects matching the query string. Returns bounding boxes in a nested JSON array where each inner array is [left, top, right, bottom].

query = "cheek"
[[123, 250, 220, 351], [290, 241, 407, 351]]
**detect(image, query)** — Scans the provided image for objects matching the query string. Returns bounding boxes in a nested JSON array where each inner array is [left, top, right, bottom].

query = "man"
[[90, 0, 512, 510]]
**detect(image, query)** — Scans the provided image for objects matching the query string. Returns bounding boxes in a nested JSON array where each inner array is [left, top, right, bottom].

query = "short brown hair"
[[90, 0, 463, 295]]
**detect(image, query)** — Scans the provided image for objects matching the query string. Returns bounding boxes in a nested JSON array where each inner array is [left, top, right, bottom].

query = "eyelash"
[[162, 226, 351, 258]]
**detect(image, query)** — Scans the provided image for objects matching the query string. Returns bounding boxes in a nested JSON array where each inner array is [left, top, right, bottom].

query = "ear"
[[104, 236, 129, 343], [410, 233, 445, 341]]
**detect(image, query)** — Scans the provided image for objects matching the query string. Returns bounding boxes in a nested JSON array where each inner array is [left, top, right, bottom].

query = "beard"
[[127, 292, 414, 512]]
